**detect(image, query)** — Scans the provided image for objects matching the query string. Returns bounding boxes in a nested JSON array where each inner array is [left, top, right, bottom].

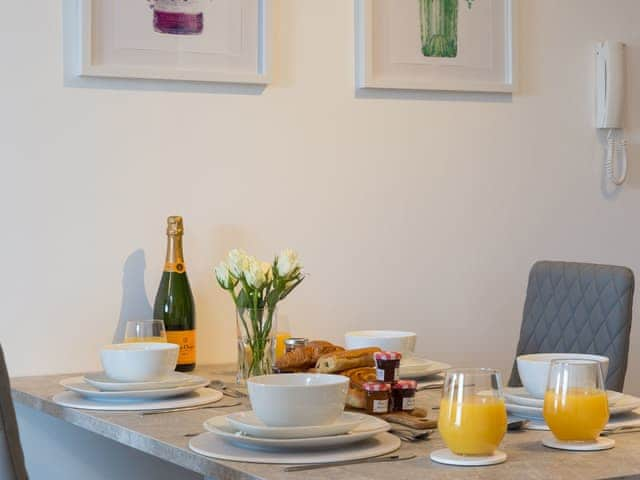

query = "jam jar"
[[392, 380, 417, 411], [284, 337, 308, 353], [373, 351, 402, 383], [362, 382, 391, 414]]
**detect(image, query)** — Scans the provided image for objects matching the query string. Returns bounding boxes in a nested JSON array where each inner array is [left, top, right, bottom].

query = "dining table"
[[10, 364, 640, 480]]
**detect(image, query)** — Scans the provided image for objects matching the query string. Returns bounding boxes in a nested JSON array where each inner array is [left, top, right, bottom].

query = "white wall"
[[2, 0, 639, 393]]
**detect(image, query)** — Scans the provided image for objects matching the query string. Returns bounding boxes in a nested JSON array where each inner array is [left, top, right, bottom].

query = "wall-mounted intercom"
[[595, 41, 628, 186]]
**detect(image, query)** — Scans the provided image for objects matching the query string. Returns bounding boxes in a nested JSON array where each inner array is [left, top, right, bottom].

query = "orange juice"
[[438, 395, 507, 455], [275, 332, 291, 359], [543, 388, 609, 441]]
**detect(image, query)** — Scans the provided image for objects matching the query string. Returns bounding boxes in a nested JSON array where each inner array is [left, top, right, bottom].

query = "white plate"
[[60, 376, 210, 400], [506, 393, 640, 419], [505, 402, 544, 419], [204, 414, 389, 450], [53, 388, 222, 411], [504, 387, 623, 408], [189, 431, 401, 464], [83, 372, 208, 392], [226, 411, 365, 439], [399, 358, 451, 379]]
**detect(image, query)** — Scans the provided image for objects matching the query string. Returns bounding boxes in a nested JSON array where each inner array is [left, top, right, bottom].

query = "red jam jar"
[[392, 380, 417, 412], [362, 382, 391, 414], [373, 351, 402, 383]]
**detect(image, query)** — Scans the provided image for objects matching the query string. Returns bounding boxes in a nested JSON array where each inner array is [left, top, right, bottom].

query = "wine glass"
[[437, 368, 507, 457], [543, 359, 609, 442], [124, 320, 167, 343]]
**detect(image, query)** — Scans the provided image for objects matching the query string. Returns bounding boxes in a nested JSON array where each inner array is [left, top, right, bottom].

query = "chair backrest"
[[0, 345, 28, 480], [509, 261, 635, 392]]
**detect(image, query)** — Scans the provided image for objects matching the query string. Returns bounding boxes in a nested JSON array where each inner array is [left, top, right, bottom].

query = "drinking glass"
[[543, 359, 609, 442], [438, 368, 507, 456], [124, 320, 167, 343]]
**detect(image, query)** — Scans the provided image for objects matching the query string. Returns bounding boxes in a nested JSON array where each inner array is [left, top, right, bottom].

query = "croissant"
[[315, 347, 380, 373], [274, 341, 344, 371], [340, 367, 377, 388]]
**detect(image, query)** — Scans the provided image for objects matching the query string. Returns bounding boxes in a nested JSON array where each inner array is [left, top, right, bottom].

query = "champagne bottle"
[[153, 216, 196, 372]]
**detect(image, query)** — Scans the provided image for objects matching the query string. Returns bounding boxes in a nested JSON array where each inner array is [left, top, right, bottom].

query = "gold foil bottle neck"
[[166, 216, 184, 236]]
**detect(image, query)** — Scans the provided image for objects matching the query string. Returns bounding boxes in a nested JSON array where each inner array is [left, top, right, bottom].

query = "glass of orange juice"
[[543, 359, 609, 442], [437, 368, 507, 457], [275, 332, 291, 359], [124, 320, 167, 343]]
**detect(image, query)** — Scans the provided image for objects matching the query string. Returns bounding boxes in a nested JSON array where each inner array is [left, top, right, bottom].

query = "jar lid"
[[362, 382, 390, 392], [392, 380, 417, 390], [373, 351, 402, 361], [284, 338, 308, 346]]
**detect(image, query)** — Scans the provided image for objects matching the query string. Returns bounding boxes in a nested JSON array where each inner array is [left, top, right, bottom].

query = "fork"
[[602, 426, 640, 436], [208, 380, 247, 398]]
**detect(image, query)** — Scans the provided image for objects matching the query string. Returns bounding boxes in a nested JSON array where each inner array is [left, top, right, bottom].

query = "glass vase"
[[419, 0, 459, 58], [236, 307, 277, 384]]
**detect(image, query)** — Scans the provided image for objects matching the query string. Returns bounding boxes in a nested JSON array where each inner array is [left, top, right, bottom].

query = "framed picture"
[[355, 0, 516, 92], [78, 0, 271, 84]]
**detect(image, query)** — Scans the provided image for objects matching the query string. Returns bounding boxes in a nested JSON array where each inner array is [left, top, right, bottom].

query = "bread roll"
[[274, 341, 343, 371], [315, 347, 381, 373], [346, 386, 366, 409], [341, 367, 377, 387], [341, 367, 377, 409]]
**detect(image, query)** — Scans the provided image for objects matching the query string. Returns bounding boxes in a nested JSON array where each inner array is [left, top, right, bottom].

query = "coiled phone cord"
[[607, 129, 628, 186]]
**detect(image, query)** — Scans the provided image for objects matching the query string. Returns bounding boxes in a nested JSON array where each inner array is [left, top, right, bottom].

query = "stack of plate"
[[505, 387, 640, 427], [53, 372, 222, 411], [399, 358, 451, 380], [189, 411, 401, 464]]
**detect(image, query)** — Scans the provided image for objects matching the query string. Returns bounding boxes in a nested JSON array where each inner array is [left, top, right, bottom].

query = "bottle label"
[[371, 399, 389, 413], [402, 396, 416, 411], [166, 330, 196, 364], [164, 261, 185, 273]]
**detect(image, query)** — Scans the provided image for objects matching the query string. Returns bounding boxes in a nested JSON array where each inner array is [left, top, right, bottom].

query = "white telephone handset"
[[595, 41, 628, 185]]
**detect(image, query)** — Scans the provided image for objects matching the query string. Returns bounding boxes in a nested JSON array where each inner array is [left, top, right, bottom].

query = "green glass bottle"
[[153, 216, 196, 372]]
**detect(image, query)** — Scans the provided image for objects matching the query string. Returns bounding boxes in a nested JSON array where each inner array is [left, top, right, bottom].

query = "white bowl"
[[345, 330, 416, 357], [517, 353, 609, 399], [100, 343, 178, 382], [247, 374, 349, 427]]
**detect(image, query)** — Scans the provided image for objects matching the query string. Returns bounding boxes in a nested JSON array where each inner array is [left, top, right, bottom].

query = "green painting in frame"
[[356, 0, 517, 92]]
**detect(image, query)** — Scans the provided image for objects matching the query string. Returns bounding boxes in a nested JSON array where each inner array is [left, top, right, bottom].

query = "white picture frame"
[[78, 0, 271, 85], [355, 0, 517, 93]]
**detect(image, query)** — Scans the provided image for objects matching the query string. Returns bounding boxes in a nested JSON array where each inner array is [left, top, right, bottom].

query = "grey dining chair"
[[509, 261, 635, 392], [0, 345, 28, 480]]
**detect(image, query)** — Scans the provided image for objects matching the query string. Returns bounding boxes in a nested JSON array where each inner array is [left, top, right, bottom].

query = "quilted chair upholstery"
[[0, 345, 28, 480], [509, 261, 634, 392]]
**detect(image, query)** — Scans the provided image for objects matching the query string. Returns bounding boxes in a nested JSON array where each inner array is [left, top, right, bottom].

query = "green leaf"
[[236, 288, 251, 309], [279, 276, 304, 300], [267, 288, 280, 309]]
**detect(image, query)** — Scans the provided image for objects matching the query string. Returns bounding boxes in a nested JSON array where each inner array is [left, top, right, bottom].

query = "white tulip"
[[244, 257, 266, 288], [261, 262, 273, 282], [227, 249, 249, 278], [215, 262, 231, 289], [276, 249, 299, 277]]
